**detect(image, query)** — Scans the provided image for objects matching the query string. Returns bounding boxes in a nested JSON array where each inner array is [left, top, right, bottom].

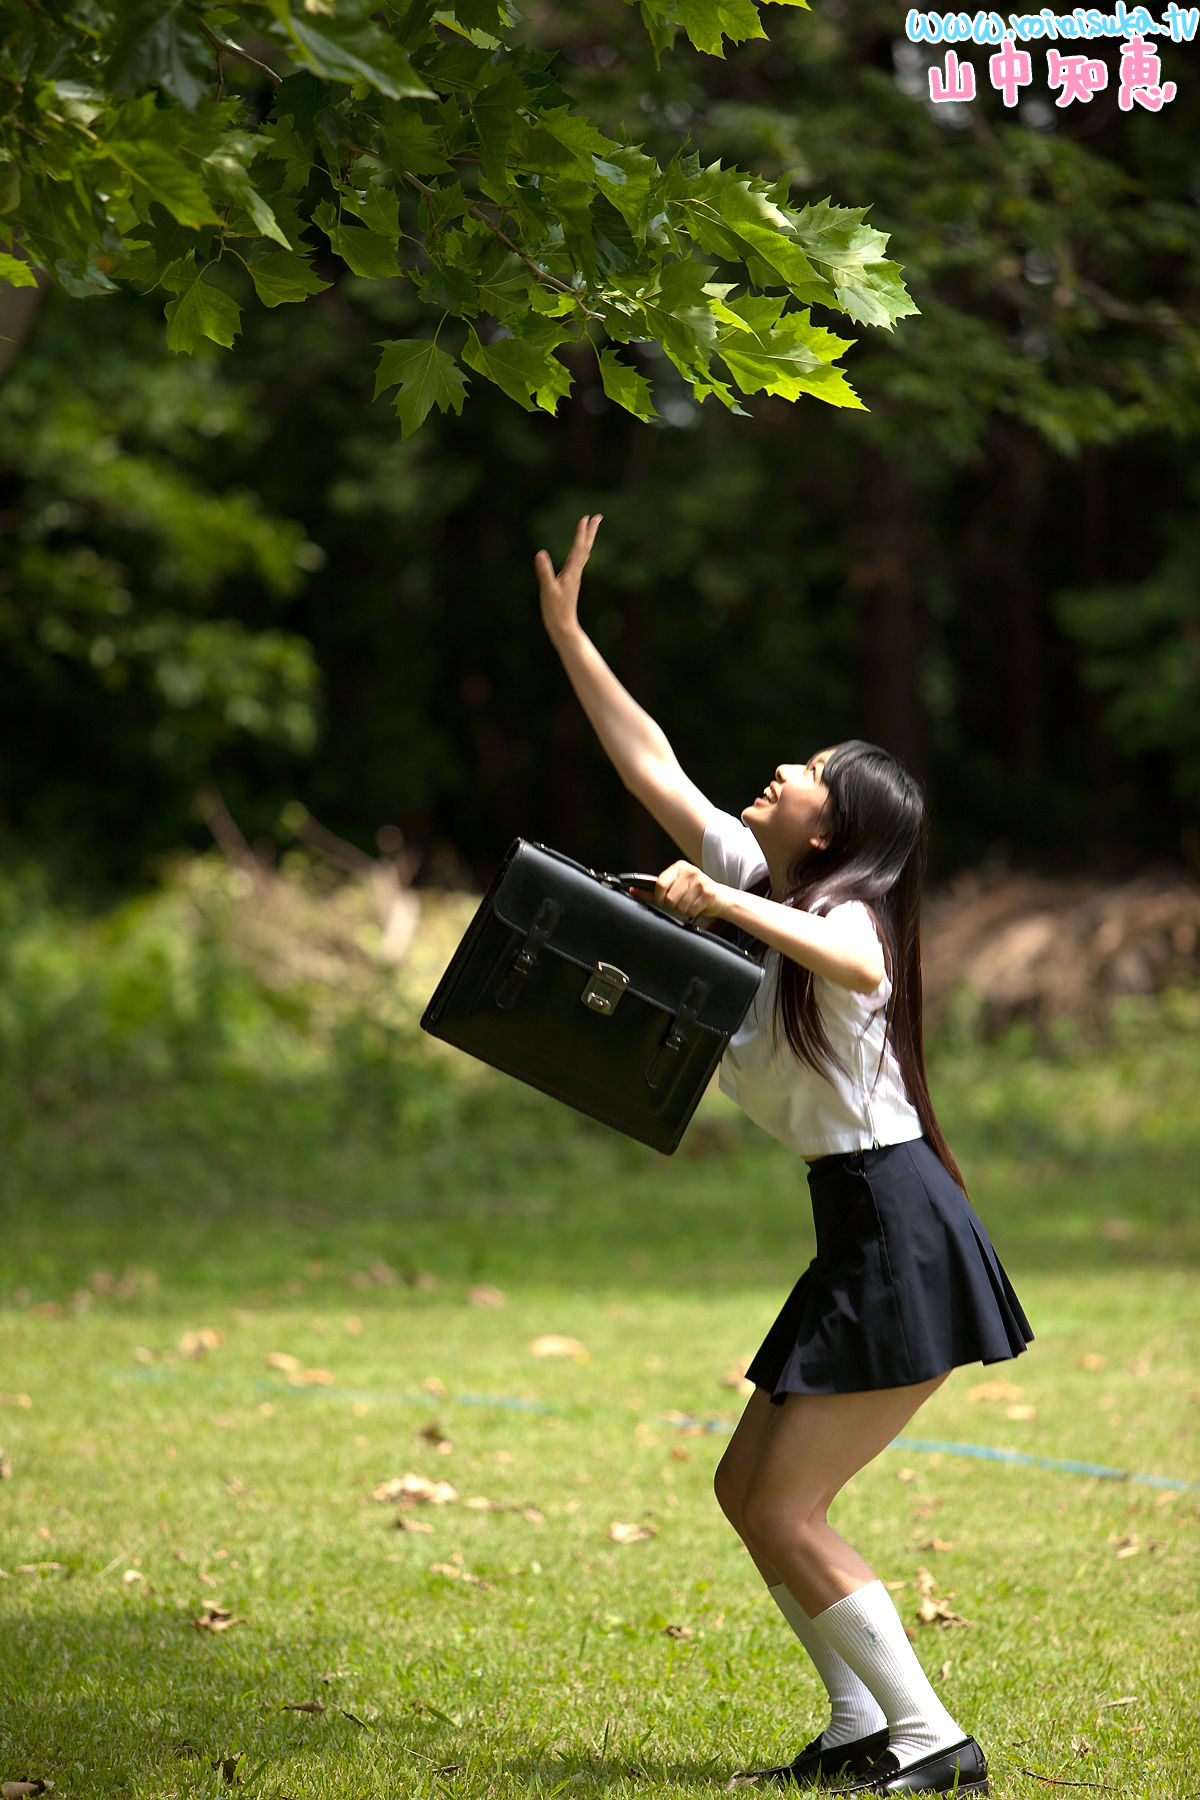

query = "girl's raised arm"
[[535, 515, 715, 864]]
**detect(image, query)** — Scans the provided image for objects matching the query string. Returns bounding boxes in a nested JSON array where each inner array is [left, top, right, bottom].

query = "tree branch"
[[401, 171, 601, 320], [196, 17, 282, 87]]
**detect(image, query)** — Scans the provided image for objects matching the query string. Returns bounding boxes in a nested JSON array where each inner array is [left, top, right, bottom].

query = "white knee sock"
[[812, 1580, 966, 1766], [768, 1583, 887, 1747]]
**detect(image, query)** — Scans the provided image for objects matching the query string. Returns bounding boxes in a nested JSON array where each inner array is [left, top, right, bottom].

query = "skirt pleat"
[[746, 1138, 1033, 1400]]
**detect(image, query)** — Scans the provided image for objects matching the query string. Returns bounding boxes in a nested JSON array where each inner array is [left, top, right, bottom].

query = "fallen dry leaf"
[[393, 1516, 435, 1534], [1005, 1403, 1038, 1422], [914, 1536, 954, 1553], [296, 1368, 335, 1386], [430, 1560, 491, 1589], [423, 1376, 449, 1399], [523, 1506, 545, 1525], [221, 1472, 251, 1497], [213, 1755, 242, 1785], [466, 1285, 506, 1308], [122, 1569, 145, 1586], [267, 1352, 302, 1374], [1098, 1696, 1138, 1711], [895, 1468, 918, 1485], [0, 1449, 12, 1479], [1113, 1534, 1140, 1559], [179, 1327, 225, 1358], [720, 1358, 754, 1396], [191, 1604, 245, 1633], [607, 1521, 658, 1544], [967, 1378, 1023, 1404], [663, 1623, 693, 1639], [0, 1393, 33, 1409], [417, 1421, 453, 1450], [915, 1595, 970, 1628], [344, 1316, 364, 1336], [935, 1660, 952, 1682], [372, 1473, 459, 1506], [1077, 1353, 1106, 1371], [529, 1334, 589, 1362], [3, 1783, 56, 1797], [284, 1699, 325, 1714]]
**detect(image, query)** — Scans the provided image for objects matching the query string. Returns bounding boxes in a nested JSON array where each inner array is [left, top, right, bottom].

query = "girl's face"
[[741, 750, 834, 860]]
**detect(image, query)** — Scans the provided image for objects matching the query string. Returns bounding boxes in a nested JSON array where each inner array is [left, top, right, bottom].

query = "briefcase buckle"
[[581, 962, 630, 1016]]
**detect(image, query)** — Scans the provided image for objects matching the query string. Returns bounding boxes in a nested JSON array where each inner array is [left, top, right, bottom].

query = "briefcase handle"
[[596, 869, 701, 929]]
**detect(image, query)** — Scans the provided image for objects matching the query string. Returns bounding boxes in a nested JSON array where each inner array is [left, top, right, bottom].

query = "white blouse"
[[701, 810, 924, 1159]]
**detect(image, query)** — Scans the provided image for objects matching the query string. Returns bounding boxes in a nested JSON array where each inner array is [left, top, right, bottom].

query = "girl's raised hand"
[[534, 513, 603, 639]]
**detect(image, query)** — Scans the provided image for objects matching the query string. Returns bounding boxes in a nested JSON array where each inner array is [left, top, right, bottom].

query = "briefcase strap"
[[644, 976, 710, 1090], [494, 896, 563, 1010]]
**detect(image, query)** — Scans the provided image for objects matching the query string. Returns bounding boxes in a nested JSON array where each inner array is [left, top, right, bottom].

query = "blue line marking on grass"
[[891, 1435, 1199, 1492], [112, 1370, 1198, 1491]]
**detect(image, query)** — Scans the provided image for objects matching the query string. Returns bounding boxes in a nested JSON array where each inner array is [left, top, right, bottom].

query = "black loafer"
[[728, 1729, 891, 1787], [828, 1737, 988, 1796]]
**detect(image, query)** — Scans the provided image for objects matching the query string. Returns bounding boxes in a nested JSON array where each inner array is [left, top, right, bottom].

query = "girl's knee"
[[741, 1483, 825, 1561], [713, 1450, 747, 1529]]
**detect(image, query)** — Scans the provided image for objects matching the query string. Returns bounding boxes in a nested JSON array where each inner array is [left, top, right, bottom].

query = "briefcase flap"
[[490, 840, 760, 1030]]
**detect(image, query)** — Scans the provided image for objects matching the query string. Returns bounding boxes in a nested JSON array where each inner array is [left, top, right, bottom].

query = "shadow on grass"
[[1, 1605, 740, 1791]]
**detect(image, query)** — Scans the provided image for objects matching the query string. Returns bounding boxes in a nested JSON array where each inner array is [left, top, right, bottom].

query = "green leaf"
[[106, 2, 212, 111], [673, 0, 769, 56], [266, 0, 436, 100], [473, 246, 532, 319], [470, 66, 529, 187], [712, 299, 864, 409], [598, 347, 657, 421], [378, 104, 454, 177], [341, 183, 401, 239], [0, 163, 19, 214], [0, 250, 39, 290], [790, 199, 918, 329], [164, 264, 242, 351], [592, 146, 661, 248], [462, 329, 571, 413], [674, 162, 830, 304], [373, 337, 469, 436], [245, 248, 331, 308], [312, 200, 398, 280], [606, 260, 718, 373], [100, 137, 221, 229]]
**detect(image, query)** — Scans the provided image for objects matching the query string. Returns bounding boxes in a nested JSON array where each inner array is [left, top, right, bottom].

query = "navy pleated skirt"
[[747, 1138, 1033, 1400]]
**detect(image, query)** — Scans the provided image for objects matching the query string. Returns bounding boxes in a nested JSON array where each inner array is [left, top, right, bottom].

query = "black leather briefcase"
[[420, 839, 764, 1154]]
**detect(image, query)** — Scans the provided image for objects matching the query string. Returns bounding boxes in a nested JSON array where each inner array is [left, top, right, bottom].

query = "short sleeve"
[[701, 809, 769, 892], [826, 900, 891, 1013]]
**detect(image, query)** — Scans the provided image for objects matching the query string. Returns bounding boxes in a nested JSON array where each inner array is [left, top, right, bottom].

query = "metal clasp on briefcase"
[[581, 962, 629, 1016]]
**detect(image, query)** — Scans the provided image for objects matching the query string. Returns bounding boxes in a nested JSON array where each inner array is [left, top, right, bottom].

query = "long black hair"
[[770, 739, 965, 1192]]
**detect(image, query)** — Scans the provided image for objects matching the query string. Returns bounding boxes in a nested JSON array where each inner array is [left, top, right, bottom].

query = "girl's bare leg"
[[736, 1376, 947, 1615]]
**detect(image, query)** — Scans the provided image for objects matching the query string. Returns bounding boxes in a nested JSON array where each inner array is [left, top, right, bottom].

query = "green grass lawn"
[[2, 963, 1198, 1799]]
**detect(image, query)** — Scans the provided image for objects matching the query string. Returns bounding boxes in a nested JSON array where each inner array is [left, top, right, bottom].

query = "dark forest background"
[[3, 0, 1198, 896]]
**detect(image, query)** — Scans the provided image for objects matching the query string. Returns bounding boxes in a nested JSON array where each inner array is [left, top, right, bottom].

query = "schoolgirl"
[[535, 516, 1032, 1799]]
